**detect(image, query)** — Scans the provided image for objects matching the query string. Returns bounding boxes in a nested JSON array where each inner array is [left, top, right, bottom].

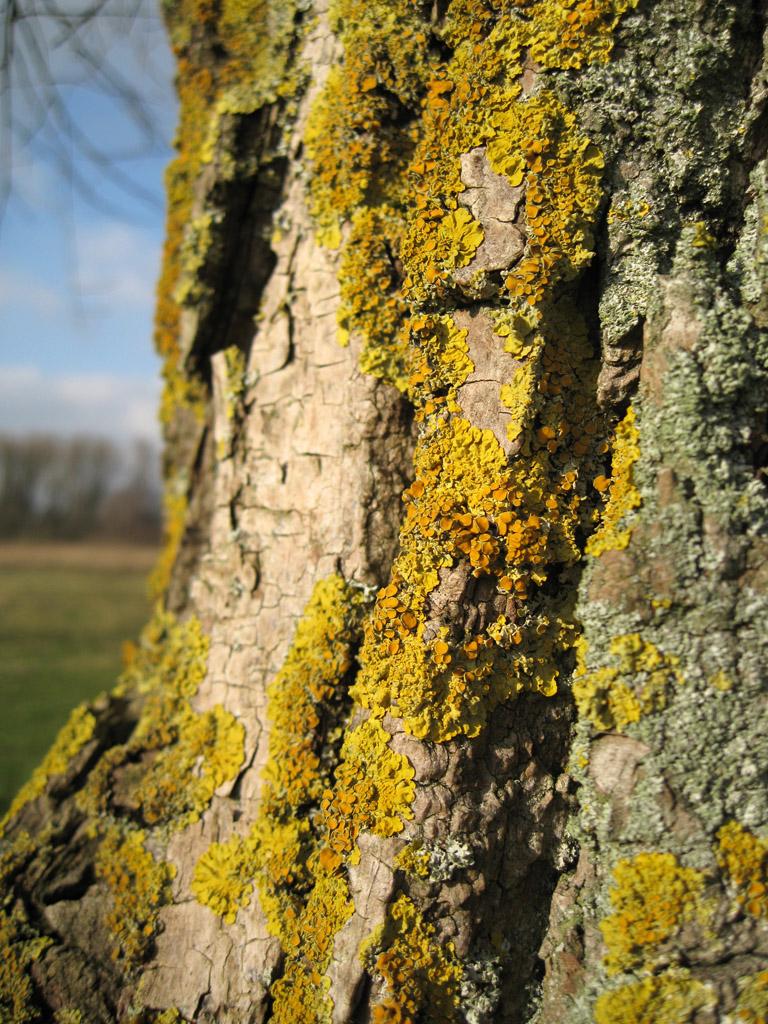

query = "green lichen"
[[566, 14, 768, 1011]]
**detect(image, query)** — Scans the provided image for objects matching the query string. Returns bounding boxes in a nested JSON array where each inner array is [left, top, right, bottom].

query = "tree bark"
[[3, 1, 768, 1022]]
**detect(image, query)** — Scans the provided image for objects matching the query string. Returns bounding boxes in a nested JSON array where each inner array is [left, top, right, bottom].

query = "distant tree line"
[[0, 435, 161, 543]]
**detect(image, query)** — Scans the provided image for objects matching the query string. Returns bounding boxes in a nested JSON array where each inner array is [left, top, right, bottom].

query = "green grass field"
[[0, 544, 158, 814]]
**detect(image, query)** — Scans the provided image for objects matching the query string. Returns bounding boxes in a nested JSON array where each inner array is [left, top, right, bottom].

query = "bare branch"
[[0, 0, 173, 227]]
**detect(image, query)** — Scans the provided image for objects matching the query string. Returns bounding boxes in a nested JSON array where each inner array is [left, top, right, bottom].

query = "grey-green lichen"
[[565, 2, 768, 1020], [558, 0, 760, 354]]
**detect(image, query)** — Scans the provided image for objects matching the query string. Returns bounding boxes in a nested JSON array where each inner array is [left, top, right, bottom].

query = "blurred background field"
[[0, 541, 158, 814], [0, 0, 174, 817]]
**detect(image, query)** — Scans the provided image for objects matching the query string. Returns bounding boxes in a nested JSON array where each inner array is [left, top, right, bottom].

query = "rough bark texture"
[[3, 1, 768, 1023]]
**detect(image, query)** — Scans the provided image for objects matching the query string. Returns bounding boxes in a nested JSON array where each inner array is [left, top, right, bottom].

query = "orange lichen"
[[269, 868, 354, 1023], [586, 404, 642, 556], [350, 384, 596, 740], [716, 821, 768, 918], [600, 852, 710, 975], [360, 893, 463, 1024], [594, 970, 715, 1024], [734, 970, 768, 1024], [95, 826, 177, 966], [316, 716, 415, 871]]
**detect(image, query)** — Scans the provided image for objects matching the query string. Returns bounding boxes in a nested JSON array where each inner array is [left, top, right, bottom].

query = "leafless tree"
[[0, 0, 172, 224]]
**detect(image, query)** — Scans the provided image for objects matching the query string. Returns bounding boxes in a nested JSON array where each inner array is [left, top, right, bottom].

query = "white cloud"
[[0, 365, 162, 444], [76, 221, 162, 315], [0, 267, 64, 317], [0, 216, 162, 323]]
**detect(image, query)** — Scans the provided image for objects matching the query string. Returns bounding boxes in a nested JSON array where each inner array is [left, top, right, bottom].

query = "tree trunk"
[[3, 1, 768, 1022]]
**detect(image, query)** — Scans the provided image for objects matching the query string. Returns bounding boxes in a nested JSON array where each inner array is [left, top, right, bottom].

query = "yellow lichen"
[[572, 633, 683, 732], [190, 576, 365, 1019], [436, 206, 484, 268], [125, 1006, 187, 1024], [155, 0, 304, 432], [709, 669, 733, 691], [79, 608, 241, 833], [586, 404, 642, 557], [191, 836, 254, 924], [269, 868, 354, 1023], [594, 970, 716, 1024], [1, 703, 96, 831], [486, 88, 605, 303], [716, 821, 768, 919], [223, 344, 246, 418], [147, 485, 188, 601], [307, 0, 631, 392], [0, 828, 55, 1022], [267, 0, 637, 1012], [734, 970, 768, 1024], [394, 840, 432, 879], [95, 826, 176, 966], [317, 715, 415, 871], [600, 852, 710, 976], [270, 961, 332, 1024], [298, 0, 641, 752], [131, 702, 245, 829], [360, 893, 463, 1024], [117, 603, 209, 699], [351, 393, 592, 741], [0, 902, 51, 1024], [54, 1011, 83, 1024]]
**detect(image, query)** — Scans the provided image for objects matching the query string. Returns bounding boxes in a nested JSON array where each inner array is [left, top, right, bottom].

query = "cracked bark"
[[3, 2, 768, 1023]]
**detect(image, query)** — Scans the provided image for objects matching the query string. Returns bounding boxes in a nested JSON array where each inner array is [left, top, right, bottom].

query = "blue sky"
[[0, 0, 178, 445]]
